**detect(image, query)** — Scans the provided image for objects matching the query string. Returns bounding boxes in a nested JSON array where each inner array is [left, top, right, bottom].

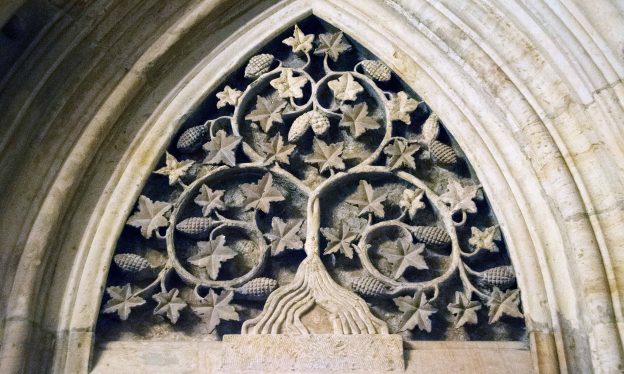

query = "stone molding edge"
[[89, 339, 530, 373], [0, 0, 621, 373]]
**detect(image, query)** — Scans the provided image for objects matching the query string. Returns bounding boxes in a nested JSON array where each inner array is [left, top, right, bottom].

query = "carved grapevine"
[[99, 20, 525, 341]]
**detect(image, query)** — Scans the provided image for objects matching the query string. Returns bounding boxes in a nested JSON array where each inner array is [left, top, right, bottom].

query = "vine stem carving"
[[102, 22, 524, 338]]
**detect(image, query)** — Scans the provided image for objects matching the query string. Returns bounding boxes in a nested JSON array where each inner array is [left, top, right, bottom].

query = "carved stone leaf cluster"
[[282, 24, 314, 54], [440, 180, 480, 215], [153, 289, 187, 324], [240, 173, 285, 213], [188, 235, 237, 280], [394, 291, 438, 333], [194, 185, 226, 216], [487, 288, 523, 324], [399, 189, 425, 220], [191, 289, 240, 333], [258, 134, 295, 165], [328, 73, 363, 102], [346, 180, 387, 218], [265, 217, 304, 255], [270, 69, 307, 99], [321, 222, 358, 258], [203, 130, 242, 166], [388, 91, 420, 124], [245, 94, 287, 132], [216, 86, 243, 108], [384, 139, 420, 170], [304, 139, 345, 173], [339, 103, 380, 138], [154, 152, 194, 185], [315, 31, 351, 61], [469, 226, 499, 252], [447, 292, 482, 328], [381, 238, 428, 279], [101, 21, 524, 342], [126, 196, 172, 239], [103, 284, 146, 321]]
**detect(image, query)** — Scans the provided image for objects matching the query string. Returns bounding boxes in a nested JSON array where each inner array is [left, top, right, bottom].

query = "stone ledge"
[[404, 340, 529, 350], [219, 334, 404, 372], [91, 338, 535, 373]]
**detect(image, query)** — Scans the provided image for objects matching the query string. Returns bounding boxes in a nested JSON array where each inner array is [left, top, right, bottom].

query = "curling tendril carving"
[[99, 20, 525, 341]]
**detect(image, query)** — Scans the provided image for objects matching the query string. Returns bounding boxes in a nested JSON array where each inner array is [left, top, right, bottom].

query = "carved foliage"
[[100, 20, 524, 343]]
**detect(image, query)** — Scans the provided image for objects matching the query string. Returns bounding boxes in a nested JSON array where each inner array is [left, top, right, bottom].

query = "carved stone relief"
[[97, 17, 525, 342]]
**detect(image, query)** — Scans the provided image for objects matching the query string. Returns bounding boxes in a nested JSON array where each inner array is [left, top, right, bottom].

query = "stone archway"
[[0, 1, 622, 373]]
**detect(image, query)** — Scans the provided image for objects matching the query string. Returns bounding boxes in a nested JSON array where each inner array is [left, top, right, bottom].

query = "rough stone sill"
[[92, 337, 532, 373]]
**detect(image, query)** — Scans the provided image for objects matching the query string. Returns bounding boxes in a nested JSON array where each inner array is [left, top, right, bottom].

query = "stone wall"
[[0, 0, 622, 373]]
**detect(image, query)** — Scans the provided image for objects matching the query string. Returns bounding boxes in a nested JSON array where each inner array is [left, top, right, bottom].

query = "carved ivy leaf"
[[103, 284, 146, 320], [245, 94, 288, 132], [346, 180, 387, 218], [270, 68, 307, 99], [314, 31, 351, 61], [188, 235, 237, 280], [304, 138, 346, 173], [194, 185, 226, 217], [328, 73, 363, 102], [440, 180, 480, 215], [264, 217, 304, 255], [216, 85, 243, 108], [191, 289, 239, 333], [388, 91, 420, 124], [399, 188, 425, 220], [469, 226, 499, 252], [487, 287, 523, 323], [240, 173, 285, 213], [154, 152, 194, 185], [202, 129, 242, 167], [384, 139, 420, 170], [394, 291, 438, 332], [126, 195, 172, 239], [258, 134, 295, 165], [152, 288, 187, 324], [447, 291, 482, 328], [381, 237, 428, 279], [339, 103, 380, 138], [282, 24, 314, 54], [320, 222, 358, 259]]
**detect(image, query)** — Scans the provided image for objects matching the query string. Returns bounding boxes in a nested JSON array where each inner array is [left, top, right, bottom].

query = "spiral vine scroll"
[[97, 18, 526, 342]]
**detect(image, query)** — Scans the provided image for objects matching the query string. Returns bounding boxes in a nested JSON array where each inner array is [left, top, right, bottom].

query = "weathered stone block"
[[220, 334, 404, 372]]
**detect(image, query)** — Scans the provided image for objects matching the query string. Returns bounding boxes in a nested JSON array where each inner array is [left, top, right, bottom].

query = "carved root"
[[242, 256, 388, 334]]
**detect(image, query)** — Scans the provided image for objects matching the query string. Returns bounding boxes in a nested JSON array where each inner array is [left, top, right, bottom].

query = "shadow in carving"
[[96, 16, 526, 343]]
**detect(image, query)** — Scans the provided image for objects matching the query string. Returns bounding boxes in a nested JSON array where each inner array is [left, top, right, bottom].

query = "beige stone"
[[220, 335, 404, 372], [0, 0, 622, 373]]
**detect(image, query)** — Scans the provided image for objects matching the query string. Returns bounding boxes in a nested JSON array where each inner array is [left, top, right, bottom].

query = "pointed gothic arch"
[[0, 1, 621, 373]]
